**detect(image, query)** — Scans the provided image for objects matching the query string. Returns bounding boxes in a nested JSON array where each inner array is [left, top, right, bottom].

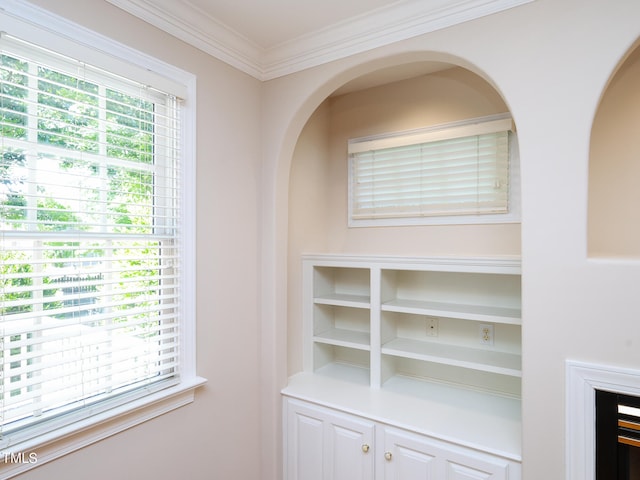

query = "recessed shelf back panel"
[[382, 311, 521, 354], [382, 355, 522, 398], [314, 304, 370, 341], [313, 343, 371, 386], [314, 266, 370, 300], [381, 269, 521, 324]]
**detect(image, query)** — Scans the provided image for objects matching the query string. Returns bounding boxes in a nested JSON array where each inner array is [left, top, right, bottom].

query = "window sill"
[[0, 376, 207, 479]]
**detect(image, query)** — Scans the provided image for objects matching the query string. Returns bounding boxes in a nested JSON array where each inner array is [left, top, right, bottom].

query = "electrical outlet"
[[479, 323, 494, 345], [426, 317, 438, 337]]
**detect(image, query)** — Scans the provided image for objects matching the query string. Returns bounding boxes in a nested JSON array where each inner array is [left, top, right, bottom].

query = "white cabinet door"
[[442, 451, 510, 480], [381, 426, 512, 480], [285, 398, 374, 480], [286, 400, 325, 480], [381, 427, 438, 479], [444, 461, 498, 480], [285, 398, 519, 480], [326, 411, 374, 480]]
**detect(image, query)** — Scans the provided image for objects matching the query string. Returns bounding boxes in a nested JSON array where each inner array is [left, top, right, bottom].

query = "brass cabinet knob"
[[384, 451, 392, 461], [361, 444, 370, 453]]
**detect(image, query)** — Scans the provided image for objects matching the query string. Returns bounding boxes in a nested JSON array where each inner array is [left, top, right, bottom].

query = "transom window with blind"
[[0, 2, 202, 468], [348, 114, 519, 226]]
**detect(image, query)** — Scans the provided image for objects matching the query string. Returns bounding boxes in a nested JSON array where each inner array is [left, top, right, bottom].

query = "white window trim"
[[0, 1, 205, 477], [347, 113, 521, 227]]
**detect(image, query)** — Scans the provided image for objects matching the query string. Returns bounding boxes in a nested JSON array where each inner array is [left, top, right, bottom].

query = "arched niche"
[[285, 59, 520, 374], [588, 41, 640, 258]]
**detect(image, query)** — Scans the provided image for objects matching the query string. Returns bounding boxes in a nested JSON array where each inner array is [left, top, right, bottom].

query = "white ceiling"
[[105, 0, 532, 80], [185, 0, 406, 50]]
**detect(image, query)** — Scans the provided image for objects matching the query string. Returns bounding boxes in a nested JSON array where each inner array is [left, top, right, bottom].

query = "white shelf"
[[382, 299, 521, 325], [382, 337, 521, 377], [283, 371, 522, 461], [314, 362, 370, 386], [314, 327, 370, 350], [314, 292, 370, 308]]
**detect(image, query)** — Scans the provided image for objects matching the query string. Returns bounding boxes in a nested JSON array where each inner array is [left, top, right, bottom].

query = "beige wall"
[[16, 1, 263, 479], [589, 44, 640, 257], [263, 2, 640, 480]]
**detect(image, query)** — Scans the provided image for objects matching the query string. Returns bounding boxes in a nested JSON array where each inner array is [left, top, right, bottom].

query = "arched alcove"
[[286, 61, 521, 375], [589, 42, 640, 258]]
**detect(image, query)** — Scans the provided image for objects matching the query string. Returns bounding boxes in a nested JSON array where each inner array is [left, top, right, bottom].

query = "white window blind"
[[0, 34, 182, 443], [349, 115, 514, 224]]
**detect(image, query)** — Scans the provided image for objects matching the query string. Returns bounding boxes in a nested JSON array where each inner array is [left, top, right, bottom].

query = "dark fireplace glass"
[[596, 389, 640, 480], [630, 446, 640, 478]]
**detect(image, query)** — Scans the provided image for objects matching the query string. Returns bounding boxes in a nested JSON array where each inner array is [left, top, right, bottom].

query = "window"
[[348, 114, 519, 226], [0, 3, 202, 469]]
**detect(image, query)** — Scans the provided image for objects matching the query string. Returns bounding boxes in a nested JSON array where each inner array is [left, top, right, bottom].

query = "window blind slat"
[[1, 320, 179, 357], [4, 334, 179, 382]]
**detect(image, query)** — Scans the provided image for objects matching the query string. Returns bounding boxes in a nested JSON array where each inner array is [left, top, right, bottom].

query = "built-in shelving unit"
[[284, 254, 523, 464], [302, 254, 522, 396]]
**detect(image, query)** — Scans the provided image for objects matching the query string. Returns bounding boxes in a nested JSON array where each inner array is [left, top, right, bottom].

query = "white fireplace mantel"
[[567, 360, 640, 480]]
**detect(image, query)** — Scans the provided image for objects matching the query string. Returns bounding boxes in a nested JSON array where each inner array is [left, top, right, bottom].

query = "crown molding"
[[105, 0, 533, 81], [262, 0, 533, 80], [105, 0, 264, 78]]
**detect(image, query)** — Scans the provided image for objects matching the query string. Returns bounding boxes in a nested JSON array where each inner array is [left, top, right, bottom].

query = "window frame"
[[347, 114, 521, 227], [0, 2, 204, 477]]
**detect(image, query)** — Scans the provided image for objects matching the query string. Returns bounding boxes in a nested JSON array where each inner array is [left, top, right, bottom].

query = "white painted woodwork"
[[284, 397, 521, 480], [286, 255, 522, 480], [439, 443, 510, 480], [327, 420, 373, 480], [382, 426, 512, 479], [566, 361, 640, 480], [381, 427, 438, 479], [103, 0, 534, 80], [285, 399, 374, 480], [302, 254, 522, 393], [287, 405, 324, 480]]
